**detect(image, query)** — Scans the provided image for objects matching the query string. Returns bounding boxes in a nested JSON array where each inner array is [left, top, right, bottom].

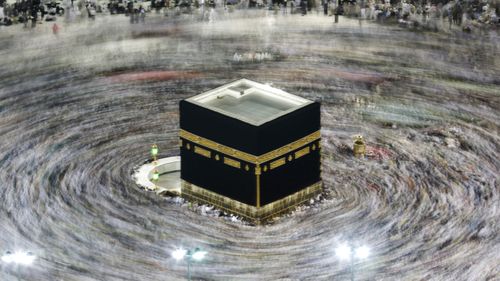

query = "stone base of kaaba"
[[181, 180, 322, 224]]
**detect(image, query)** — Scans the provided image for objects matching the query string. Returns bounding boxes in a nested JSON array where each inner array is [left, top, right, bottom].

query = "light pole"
[[172, 247, 207, 281], [151, 144, 159, 165], [152, 169, 160, 190], [335, 244, 369, 281], [1, 250, 36, 281]]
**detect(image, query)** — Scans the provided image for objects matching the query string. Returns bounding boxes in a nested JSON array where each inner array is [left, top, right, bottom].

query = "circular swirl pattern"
[[0, 12, 498, 281]]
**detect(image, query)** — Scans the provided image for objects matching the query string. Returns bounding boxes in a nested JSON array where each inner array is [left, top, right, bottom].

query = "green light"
[[151, 146, 159, 156], [152, 170, 160, 181]]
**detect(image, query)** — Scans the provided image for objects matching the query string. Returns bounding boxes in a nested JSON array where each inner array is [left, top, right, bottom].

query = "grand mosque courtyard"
[[0, 9, 498, 281]]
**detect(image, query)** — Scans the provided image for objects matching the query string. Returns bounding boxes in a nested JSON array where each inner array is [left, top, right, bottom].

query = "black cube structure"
[[180, 79, 321, 223]]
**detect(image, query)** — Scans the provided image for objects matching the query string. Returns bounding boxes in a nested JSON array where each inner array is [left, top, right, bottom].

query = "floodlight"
[[192, 249, 206, 261], [1, 251, 13, 263], [172, 248, 187, 260], [335, 244, 352, 260], [355, 246, 370, 259], [2, 251, 36, 265]]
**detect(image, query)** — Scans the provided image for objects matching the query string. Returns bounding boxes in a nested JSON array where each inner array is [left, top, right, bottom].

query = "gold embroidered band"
[[180, 129, 320, 165]]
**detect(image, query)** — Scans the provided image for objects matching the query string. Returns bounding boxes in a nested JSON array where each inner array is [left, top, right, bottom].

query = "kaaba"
[[179, 79, 321, 223]]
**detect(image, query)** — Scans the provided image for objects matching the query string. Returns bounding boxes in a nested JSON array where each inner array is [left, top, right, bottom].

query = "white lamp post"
[[152, 169, 160, 190], [172, 247, 207, 281], [335, 244, 370, 281]]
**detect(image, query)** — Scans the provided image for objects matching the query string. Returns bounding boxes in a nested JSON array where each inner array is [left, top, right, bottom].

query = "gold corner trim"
[[180, 129, 320, 164], [253, 166, 262, 208], [255, 166, 261, 175], [223, 157, 241, 169], [256, 173, 261, 208], [194, 146, 211, 158]]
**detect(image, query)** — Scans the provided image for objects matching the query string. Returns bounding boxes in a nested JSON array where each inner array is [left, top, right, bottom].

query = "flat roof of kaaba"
[[185, 79, 313, 126]]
